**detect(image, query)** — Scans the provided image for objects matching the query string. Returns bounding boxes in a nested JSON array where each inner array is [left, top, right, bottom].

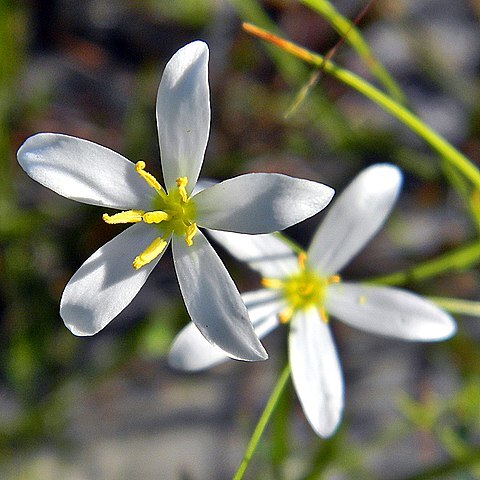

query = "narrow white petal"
[[242, 289, 282, 337], [168, 322, 231, 371], [289, 309, 344, 438], [60, 223, 166, 336], [326, 282, 457, 341], [169, 289, 282, 371], [172, 230, 268, 361], [194, 173, 334, 233], [308, 164, 402, 276], [17, 133, 154, 210], [157, 41, 210, 194], [207, 230, 298, 278]]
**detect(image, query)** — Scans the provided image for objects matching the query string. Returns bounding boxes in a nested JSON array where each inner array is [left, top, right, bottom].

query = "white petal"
[[289, 309, 344, 438], [157, 41, 210, 194], [17, 133, 154, 210], [169, 289, 282, 371], [308, 164, 402, 276], [194, 173, 334, 233], [207, 230, 298, 278], [242, 289, 282, 337], [326, 282, 457, 341], [168, 322, 231, 371], [172, 230, 268, 361], [60, 223, 166, 336]]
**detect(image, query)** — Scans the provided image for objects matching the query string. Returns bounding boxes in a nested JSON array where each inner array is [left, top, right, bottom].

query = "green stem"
[[242, 23, 480, 190], [328, 64, 480, 189], [232, 363, 291, 480], [300, 0, 406, 104], [365, 241, 480, 286], [429, 297, 480, 317]]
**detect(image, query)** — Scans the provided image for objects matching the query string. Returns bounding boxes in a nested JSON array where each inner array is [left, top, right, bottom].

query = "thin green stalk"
[[439, 159, 480, 234], [329, 64, 480, 189], [273, 231, 303, 255], [232, 363, 291, 480], [429, 297, 480, 318], [301, 0, 406, 104], [366, 241, 480, 286], [242, 23, 480, 190]]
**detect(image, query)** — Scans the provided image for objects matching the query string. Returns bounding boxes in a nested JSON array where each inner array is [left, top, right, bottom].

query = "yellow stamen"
[[185, 222, 197, 246], [329, 274, 341, 284], [176, 177, 189, 203], [319, 306, 329, 323], [261, 260, 342, 324], [297, 251, 307, 270], [358, 295, 366, 305], [261, 278, 284, 289], [142, 211, 170, 224], [135, 161, 166, 198], [132, 237, 168, 270], [102, 210, 144, 224], [279, 306, 294, 324]]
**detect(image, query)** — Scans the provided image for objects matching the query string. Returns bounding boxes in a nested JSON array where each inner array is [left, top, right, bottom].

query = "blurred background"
[[2, 0, 480, 478]]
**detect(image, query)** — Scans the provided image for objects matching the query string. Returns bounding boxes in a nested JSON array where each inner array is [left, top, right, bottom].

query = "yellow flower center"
[[261, 252, 340, 324], [102, 161, 197, 270]]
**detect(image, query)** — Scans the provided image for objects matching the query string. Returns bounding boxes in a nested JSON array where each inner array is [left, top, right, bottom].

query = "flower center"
[[261, 252, 340, 323], [102, 161, 197, 270]]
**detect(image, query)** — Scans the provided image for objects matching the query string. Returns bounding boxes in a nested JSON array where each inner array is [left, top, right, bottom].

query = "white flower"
[[169, 164, 457, 437], [17, 41, 335, 362]]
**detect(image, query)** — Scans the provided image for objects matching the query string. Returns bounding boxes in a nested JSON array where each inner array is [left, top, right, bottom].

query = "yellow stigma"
[[261, 278, 284, 289], [103, 161, 198, 270], [262, 252, 340, 324], [102, 210, 144, 224], [142, 211, 170, 224], [176, 177, 189, 203], [278, 306, 294, 324], [297, 251, 307, 269], [319, 305, 329, 323], [135, 161, 166, 198], [185, 222, 197, 246], [133, 237, 168, 270]]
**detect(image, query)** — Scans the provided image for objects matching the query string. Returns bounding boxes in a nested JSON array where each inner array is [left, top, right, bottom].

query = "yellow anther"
[[297, 251, 307, 270], [278, 306, 294, 324], [328, 274, 341, 284], [142, 211, 170, 224], [102, 210, 144, 224], [358, 295, 366, 305], [132, 237, 168, 270], [261, 256, 340, 324], [176, 177, 189, 203], [185, 222, 197, 246], [261, 278, 284, 289], [135, 161, 166, 198], [319, 306, 329, 323]]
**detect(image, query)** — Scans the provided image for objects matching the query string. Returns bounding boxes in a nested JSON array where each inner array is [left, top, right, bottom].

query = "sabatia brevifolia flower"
[[169, 164, 456, 437], [17, 41, 335, 362]]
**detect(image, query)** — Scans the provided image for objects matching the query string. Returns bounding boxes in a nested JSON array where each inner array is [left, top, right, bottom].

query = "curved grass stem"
[[242, 23, 480, 190]]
